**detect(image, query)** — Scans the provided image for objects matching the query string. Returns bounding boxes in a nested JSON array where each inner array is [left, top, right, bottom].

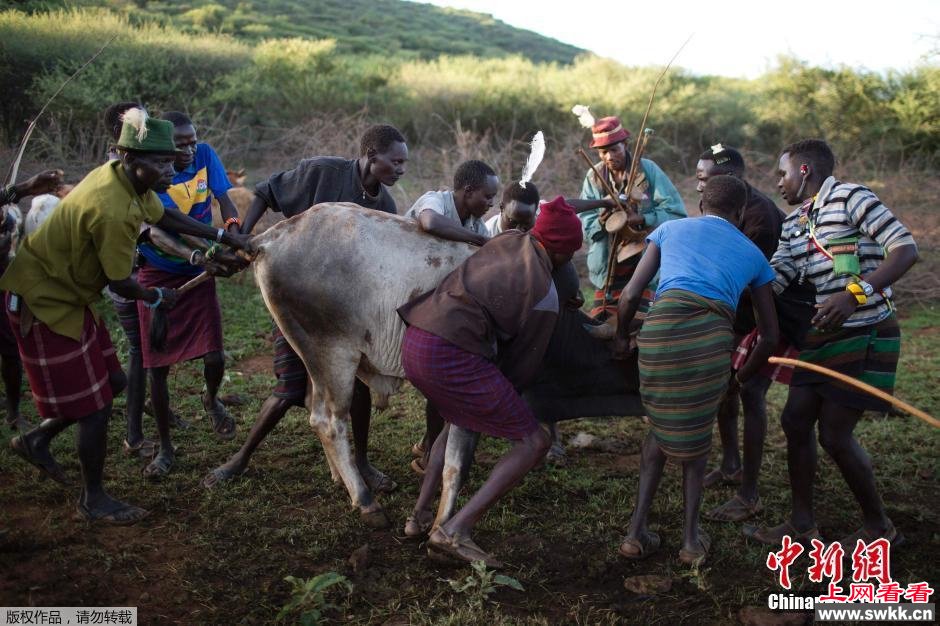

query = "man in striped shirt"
[[745, 139, 918, 549]]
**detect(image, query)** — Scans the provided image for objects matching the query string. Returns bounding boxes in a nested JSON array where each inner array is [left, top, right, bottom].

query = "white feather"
[[571, 104, 595, 129], [519, 131, 545, 188], [120, 107, 149, 142]]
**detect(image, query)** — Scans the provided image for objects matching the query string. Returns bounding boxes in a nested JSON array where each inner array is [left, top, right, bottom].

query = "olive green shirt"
[[0, 161, 165, 340]]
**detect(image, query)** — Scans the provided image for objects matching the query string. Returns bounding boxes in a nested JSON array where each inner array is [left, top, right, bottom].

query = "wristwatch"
[[857, 280, 875, 297]]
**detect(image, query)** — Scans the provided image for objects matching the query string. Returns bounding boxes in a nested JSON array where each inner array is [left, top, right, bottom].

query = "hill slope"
[[7, 0, 584, 63]]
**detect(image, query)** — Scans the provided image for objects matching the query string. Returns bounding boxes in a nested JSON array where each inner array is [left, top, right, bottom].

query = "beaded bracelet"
[[145, 287, 164, 309], [224, 217, 241, 228]]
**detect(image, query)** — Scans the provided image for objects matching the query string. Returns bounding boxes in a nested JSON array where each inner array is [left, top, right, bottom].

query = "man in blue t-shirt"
[[612, 175, 779, 566], [134, 111, 243, 478]]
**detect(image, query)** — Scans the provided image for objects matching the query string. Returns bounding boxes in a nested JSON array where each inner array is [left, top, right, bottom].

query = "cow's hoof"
[[360, 507, 391, 529]]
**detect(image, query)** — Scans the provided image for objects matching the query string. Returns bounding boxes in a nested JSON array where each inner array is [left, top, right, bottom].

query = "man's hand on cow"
[[468, 233, 488, 247], [221, 231, 256, 256]]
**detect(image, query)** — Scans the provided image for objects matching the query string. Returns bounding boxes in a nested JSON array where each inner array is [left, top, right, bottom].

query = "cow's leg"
[[433, 425, 480, 529], [290, 337, 388, 529]]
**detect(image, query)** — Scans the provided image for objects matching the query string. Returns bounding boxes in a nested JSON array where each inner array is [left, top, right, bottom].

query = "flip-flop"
[[202, 465, 246, 489], [703, 467, 743, 488], [76, 501, 149, 526], [123, 438, 158, 459], [678, 531, 711, 566], [142, 453, 173, 480], [411, 441, 425, 458], [428, 526, 503, 569], [204, 398, 236, 440], [704, 494, 763, 522], [10, 436, 71, 485], [618, 531, 661, 560], [743, 521, 822, 547]]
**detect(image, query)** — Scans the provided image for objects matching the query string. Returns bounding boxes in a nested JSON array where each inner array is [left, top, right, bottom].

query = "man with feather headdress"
[[0, 109, 252, 524], [573, 107, 686, 320]]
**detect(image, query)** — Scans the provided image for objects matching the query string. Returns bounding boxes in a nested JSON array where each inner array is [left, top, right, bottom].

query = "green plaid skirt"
[[638, 289, 734, 459]]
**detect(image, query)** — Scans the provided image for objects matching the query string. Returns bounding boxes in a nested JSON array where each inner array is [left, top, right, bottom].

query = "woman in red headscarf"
[[398, 196, 583, 567]]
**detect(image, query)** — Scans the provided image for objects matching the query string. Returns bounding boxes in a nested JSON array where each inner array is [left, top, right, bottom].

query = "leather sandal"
[[703, 467, 743, 488], [678, 531, 711, 566], [704, 494, 763, 522], [428, 526, 503, 568], [618, 531, 661, 560], [838, 519, 904, 550], [743, 521, 822, 547]]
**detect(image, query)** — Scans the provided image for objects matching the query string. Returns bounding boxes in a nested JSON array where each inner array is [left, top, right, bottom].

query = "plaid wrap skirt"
[[7, 300, 121, 419], [401, 326, 538, 440]]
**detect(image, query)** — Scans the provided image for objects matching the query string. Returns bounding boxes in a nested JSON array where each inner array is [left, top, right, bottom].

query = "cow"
[[250, 202, 642, 526]]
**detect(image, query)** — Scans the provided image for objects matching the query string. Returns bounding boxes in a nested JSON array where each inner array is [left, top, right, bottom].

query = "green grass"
[[0, 280, 937, 624]]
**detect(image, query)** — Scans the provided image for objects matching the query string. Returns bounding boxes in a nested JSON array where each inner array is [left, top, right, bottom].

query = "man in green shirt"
[[1, 109, 252, 524]]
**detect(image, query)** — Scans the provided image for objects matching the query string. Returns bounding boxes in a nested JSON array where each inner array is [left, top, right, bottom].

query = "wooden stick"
[[767, 356, 940, 429], [177, 271, 212, 294], [6, 35, 117, 186], [576, 148, 625, 212]]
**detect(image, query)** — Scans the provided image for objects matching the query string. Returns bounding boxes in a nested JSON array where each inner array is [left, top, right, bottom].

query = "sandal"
[[704, 495, 763, 523], [204, 397, 236, 440], [142, 453, 173, 479], [404, 511, 433, 538], [411, 441, 425, 459], [545, 442, 567, 465], [361, 466, 398, 494], [10, 435, 71, 485], [743, 521, 822, 547], [703, 467, 743, 488], [838, 520, 904, 550], [428, 526, 503, 568], [410, 457, 426, 477], [202, 465, 246, 489], [76, 501, 149, 526], [618, 530, 661, 560], [678, 531, 711, 566], [122, 438, 158, 459]]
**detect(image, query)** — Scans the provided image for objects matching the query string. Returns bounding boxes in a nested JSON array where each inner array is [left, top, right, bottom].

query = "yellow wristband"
[[846, 284, 867, 305]]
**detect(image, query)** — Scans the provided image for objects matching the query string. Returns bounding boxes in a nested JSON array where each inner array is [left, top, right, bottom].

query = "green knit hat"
[[116, 108, 179, 153]]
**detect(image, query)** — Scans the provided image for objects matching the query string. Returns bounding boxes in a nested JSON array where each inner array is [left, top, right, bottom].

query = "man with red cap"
[[398, 196, 582, 567], [579, 115, 686, 320]]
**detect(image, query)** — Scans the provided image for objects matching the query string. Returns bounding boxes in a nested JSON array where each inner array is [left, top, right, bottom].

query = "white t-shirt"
[[404, 190, 488, 236], [485, 213, 503, 237]]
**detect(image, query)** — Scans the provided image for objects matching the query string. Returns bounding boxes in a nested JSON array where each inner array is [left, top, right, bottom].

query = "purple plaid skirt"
[[401, 326, 538, 440]]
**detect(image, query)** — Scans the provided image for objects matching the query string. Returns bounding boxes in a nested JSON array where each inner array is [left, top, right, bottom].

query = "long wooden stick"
[[576, 148, 625, 211], [622, 35, 692, 203], [6, 35, 118, 186], [767, 356, 939, 429], [178, 271, 211, 294]]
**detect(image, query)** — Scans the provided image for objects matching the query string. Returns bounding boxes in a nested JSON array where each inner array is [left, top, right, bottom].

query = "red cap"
[[590, 116, 630, 148], [531, 196, 583, 255]]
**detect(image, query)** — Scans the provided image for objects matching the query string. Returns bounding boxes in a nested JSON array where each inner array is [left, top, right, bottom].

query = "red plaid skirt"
[[136, 265, 223, 368], [7, 303, 121, 419], [731, 328, 800, 385], [401, 326, 538, 440]]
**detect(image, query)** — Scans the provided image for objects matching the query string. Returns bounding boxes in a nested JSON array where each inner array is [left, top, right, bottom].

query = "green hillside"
[[5, 0, 584, 63]]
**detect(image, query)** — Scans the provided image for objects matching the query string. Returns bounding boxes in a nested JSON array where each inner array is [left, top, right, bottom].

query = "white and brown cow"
[[251, 203, 476, 524], [251, 202, 643, 526]]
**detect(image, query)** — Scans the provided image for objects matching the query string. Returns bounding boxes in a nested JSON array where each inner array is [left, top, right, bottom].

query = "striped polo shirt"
[[771, 176, 916, 327]]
